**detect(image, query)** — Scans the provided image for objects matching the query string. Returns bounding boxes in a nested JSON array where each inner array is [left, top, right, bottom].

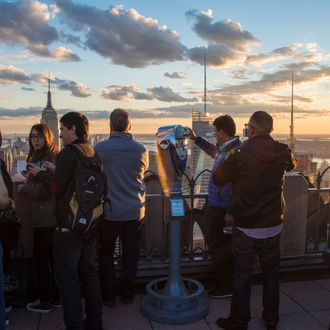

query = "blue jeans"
[[230, 228, 280, 327], [53, 230, 102, 330], [0, 243, 5, 330]]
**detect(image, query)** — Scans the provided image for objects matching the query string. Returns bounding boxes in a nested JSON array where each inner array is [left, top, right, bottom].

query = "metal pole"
[[164, 218, 187, 297]]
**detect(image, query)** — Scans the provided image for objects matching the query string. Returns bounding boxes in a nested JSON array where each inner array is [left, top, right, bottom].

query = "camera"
[[27, 161, 45, 170], [242, 127, 248, 137]]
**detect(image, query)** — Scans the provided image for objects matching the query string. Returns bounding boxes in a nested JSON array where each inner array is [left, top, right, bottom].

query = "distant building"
[[295, 152, 314, 174], [41, 78, 59, 147], [0, 149, 12, 174], [189, 109, 215, 208], [12, 156, 26, 175]]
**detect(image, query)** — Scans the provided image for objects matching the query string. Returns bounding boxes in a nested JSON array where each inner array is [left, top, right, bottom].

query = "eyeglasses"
[[30, 134, 44, 140]]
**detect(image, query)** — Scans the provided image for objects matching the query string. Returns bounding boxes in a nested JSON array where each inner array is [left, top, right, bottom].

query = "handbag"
[[0, 203, 21, 250]]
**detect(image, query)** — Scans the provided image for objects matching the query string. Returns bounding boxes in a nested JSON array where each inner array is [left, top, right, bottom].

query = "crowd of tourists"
[[0, 109, 295, 330]]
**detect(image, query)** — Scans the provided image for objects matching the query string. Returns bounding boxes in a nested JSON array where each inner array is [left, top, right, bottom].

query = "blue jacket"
[[95, 132, 149, 221], [195, 136, 241, 209]]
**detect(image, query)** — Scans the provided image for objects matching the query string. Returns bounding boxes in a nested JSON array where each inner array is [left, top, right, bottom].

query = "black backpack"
[[67, 144, 108, 236]]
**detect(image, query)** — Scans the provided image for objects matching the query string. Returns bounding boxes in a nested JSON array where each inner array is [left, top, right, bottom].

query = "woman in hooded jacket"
[[19, 124, 61, 313]]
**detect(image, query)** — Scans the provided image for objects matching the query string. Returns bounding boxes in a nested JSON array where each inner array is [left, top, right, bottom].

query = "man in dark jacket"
[[189, 115, 241, 298], [213, 111, 295, 330], [95, 108, 148, 307], [53, 112, 102, 330]]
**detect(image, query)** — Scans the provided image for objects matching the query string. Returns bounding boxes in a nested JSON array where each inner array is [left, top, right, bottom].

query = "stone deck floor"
[[5, 278, 330, 330]]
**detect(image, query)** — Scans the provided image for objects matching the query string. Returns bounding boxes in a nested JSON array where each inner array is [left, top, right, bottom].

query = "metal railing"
[[138, 171, 330, 276], [12, 170, 330, 279]]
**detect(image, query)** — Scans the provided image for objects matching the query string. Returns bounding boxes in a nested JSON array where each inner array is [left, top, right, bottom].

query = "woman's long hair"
[[27, 124, 59, 163]]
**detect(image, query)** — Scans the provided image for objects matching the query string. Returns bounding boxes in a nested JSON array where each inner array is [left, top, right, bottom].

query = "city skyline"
[[1, 0, 330, 135]]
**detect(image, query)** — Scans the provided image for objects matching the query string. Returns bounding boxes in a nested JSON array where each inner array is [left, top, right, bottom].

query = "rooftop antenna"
[[289, 70, 295, 152], [46, 72, 54, 109], [203, 49, 207, 115]]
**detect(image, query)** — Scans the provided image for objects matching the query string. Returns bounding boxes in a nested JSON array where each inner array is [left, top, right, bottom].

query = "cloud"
[[54, 78, 92, 97], [0, 0, 81, 61], [53, 47, 81, 62], [0, 1, 57, 53], [55, 0, 185, 68], [148, 86, 198, 102], [269, 94, 313, 104], [0, 64, 31, 84], [21, 87, 35, 91], [283, 61, 318, 71], [164, 72, 185, 79], [214, 66, 330, 96], [230, 69, 259, 79], [246, 44, 322, 66], [246, 46, 297, 65], [187, 44, 245, 67], [0, 107, 42, 117], [0, 63, 91, 97], [1, 98, 329, 122], [101, 84, 198, 102], [101, 85, 139, 101], [186, 9, 259, 51]]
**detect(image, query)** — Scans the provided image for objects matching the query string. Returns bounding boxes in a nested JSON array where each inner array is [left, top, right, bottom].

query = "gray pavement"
[[6, 279, 330, 330]]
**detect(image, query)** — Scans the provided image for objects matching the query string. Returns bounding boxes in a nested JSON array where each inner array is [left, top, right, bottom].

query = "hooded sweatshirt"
[[213, 135, 295, 229]]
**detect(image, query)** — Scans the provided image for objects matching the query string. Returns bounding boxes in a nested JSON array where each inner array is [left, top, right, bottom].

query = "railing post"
[[314, 171, 322, 250], [314, 167, 330, 250], [314, 166, 330, 266]]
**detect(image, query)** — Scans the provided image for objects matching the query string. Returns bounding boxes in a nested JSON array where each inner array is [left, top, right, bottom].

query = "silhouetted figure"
[[188, 115, 241, 299], [214, 111, 295, 330], [19, 124, 60, 313], [39, 113, 103, 330], [95, 109, 148, 307]]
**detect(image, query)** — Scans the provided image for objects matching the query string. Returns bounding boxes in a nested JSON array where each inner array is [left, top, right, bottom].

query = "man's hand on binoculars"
[[187, 127, 197, 141]]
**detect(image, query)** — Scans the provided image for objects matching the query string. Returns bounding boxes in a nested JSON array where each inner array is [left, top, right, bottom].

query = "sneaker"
[[216, 317, 247, 329], [26, 299, 53, 313], [208, 288, 233, 299], [5, 304, 12, 313], [49, 298, 63, 308], [103, 298, 116, 307], [5, 317, 9, 327], [122, 296, 133, 305], [265, 322, 277, 330]]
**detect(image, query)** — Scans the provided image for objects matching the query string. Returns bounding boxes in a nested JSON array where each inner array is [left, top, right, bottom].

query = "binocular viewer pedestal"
[[141, 125, 209, 324], [140, 197, 209, 325]]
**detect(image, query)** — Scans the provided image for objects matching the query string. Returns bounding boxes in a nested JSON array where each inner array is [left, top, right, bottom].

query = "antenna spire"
[[203, 49, 207, 115], [289, 70, 295, 152], [46, 73, 54, 110]]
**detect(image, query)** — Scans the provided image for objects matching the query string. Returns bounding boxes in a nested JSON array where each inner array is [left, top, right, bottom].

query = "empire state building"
[[41, 78, 59, 147]]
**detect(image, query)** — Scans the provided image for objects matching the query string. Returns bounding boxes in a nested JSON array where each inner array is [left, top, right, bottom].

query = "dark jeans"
[[99, 220, 141, 300], [206, 206, 233, 290], [231, 228, 280, 327], [54, 230, 102, 330], [33, 226, 59, 302]]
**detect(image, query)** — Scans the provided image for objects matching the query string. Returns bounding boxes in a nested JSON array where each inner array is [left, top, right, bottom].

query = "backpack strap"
[[67, 143, 111, 210], [67, 143, 101, 170]]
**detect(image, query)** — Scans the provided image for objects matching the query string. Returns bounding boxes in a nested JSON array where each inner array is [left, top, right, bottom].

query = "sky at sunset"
[[1, 0, 330, 135]]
